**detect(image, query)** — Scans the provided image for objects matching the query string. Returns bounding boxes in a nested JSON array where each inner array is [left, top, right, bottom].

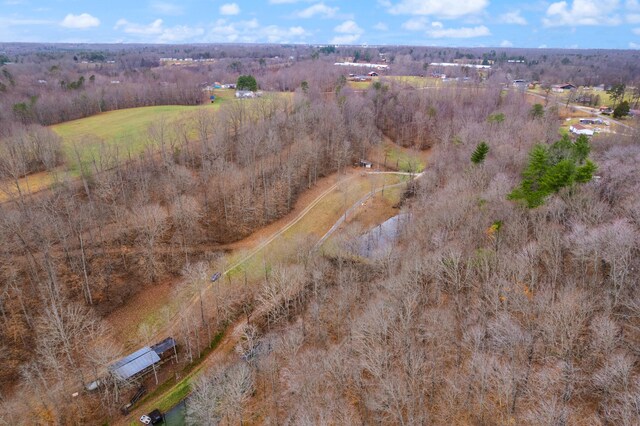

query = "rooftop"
[[109, 347, 160, 381]]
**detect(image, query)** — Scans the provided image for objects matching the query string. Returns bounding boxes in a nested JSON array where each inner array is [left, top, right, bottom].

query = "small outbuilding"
[[552, 83, 577, 92], [236, 90, 256, 99], [569, 124, 594, 136], [151, 337, 178, 360], [109, 347, 160, 382]]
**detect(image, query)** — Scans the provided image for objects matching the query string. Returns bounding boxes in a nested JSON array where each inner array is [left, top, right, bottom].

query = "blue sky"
[[1, 0, 640, 48]]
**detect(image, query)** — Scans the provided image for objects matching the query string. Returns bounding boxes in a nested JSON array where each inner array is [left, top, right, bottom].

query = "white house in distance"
[[552, 83, 577, 93], [570, 124, 594, 136], [236, 90, 263, 99], [334, 62, 389, 70], [429, 62, 491, 69]]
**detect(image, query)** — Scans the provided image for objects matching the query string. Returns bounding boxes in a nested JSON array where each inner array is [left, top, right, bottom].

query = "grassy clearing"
[[347, 80, 372, 90], [369, 141, 430, 173], [1, 90, 281, 200], [346, 75, 441, 91], [0, 169, 60, 202], [51, 103, 219, 171], [50, 90, 288, 172], [383, 75, 440, 88]]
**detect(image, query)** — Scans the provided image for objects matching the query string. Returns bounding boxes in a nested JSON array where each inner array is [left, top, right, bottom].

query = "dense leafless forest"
[[0, 43, 639, 425]]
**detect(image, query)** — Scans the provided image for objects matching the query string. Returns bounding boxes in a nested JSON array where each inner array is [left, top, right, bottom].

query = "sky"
[[1, 0, 640, 49]]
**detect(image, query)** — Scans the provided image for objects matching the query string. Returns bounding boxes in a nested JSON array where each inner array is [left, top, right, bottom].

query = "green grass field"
[[369, 140, 430, 173], [383, 75, 440, 88], [51, 103, 220, 170], [346, 75, 441, 91], [50, 90, 291, 172]]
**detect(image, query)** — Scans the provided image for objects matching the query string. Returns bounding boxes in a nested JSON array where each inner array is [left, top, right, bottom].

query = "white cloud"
[[262, 25, 308, 42], [384, 0, 488, 18], [0, 17, 53, 25], [331, 34, 361, 44], [373, 22, 389, 31], [334, 20, 363, 34], [205, 18, 308, 43], [60, 13, 100, 29], [633, 27, 640, 33], [426, 23, 490, 38], [115, 18, 164, 35], [269, 0, 300, 3], [296, 3, 338, 18], [630, 41, 640, 48], [114, 18, 205, 42], [331, 20, 363, 44], [402, 17, 428, 31], [499, 11, 527, 25], [543, 0, 621, 27], [500, 39, 513, 47], [627, 1, 640, 20], [220, 3, 240, 16], [151, 1, 184, 15], [538, 44, 548, 48], [159, 26, 205, 42]]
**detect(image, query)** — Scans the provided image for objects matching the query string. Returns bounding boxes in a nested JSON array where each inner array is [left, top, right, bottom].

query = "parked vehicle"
[[140, 409, 163, 424]]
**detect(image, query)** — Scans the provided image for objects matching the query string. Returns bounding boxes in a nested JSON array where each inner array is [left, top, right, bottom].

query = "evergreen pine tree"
[[471, 141, 490, 164]]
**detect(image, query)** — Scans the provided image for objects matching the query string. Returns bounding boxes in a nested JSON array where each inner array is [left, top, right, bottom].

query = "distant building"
[[513, 79, 528, 90], [108, 337, 177, 384], [429, 62, 491, 69], [570, 124, 594, 136], [579, 118, 603, 125], [236, 90, 256, 99], [552, 83, 577, 92], [334, 62, 389, 70]]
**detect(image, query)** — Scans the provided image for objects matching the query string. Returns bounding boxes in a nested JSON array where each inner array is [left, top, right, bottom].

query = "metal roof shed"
[[109, 347, 160, 381], [151, 337, 177, 357]]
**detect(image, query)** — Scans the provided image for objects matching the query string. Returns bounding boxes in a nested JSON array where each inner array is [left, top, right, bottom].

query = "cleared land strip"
[[314, 171, 420, 250], [138, 172, 401, 346], [117, 170, 416, 423]]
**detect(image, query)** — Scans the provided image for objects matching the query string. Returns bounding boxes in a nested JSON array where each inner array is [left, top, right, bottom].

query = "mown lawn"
[[369, 141, 429, 173], [383, 75, 440, 88], [50, 89, 288, 172], [51, 103, 220, 171]]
